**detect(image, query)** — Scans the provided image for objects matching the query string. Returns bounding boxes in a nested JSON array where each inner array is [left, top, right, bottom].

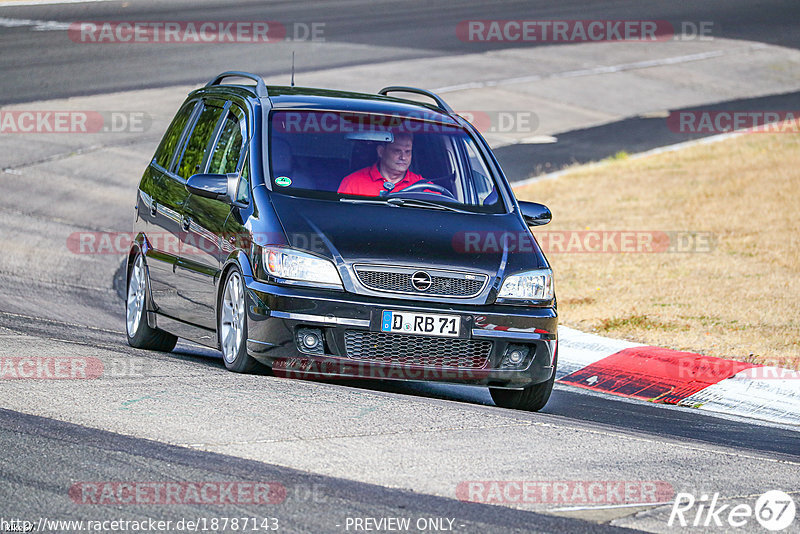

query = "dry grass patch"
[[515, 132, 800, 369]]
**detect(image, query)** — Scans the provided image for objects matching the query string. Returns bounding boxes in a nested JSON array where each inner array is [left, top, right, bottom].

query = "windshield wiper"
[[385, 197, 471, 213], [339, 197, 388, 205], [340, 196, 471, 213]]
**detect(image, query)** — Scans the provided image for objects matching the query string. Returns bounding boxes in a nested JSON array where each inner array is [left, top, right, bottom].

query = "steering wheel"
[[390, 181, 456, 199]]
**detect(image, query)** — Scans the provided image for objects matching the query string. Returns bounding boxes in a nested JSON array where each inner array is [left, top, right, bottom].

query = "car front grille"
[[354, 265, 487, 298], [343, 331, 492, 369]]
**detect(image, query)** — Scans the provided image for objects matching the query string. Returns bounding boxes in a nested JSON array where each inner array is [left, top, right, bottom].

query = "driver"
[[338, 133, 433, 196]]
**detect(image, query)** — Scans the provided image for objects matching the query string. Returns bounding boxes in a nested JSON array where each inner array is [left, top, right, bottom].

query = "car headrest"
[[483, 187, 498, 205], [350, 141, 378, 173]]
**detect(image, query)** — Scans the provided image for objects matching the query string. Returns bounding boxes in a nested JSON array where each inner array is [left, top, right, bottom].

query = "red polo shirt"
[[338, 163, 425, 196]]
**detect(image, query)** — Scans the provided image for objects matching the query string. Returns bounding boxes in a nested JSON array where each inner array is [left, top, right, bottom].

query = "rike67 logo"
[[669, 490, 796, 531]]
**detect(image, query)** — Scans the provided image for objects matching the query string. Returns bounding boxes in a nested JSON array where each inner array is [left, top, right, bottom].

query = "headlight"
[[498, 269, 554, 300], [263, 246, 342, 287]]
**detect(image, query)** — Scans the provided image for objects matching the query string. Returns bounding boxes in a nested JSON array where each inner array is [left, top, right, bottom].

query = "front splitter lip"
[[264, 353, 555, 389]]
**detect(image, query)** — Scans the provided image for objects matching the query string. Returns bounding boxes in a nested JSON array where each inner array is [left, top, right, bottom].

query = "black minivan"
[[126, 71, 558, 411]]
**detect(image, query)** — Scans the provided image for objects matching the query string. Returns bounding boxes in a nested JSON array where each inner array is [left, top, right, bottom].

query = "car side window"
[[463, 138, 496, 204], [236, 152, 250, 204], [208, 112, 244, 175], [176, 104, 224, 180], [153, 100, 197, 170]]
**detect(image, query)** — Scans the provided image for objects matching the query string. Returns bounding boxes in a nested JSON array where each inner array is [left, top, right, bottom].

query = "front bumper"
[[244, 278, 557, 389]]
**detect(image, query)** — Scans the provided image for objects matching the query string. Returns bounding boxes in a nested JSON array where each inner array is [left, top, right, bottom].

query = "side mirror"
[[518, 201, 552, 226], [186, 173, 238, 203]]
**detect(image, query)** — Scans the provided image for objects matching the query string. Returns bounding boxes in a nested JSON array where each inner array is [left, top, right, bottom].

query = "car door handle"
[[182, 217, 191, 231], [150, 202, 157, 217]]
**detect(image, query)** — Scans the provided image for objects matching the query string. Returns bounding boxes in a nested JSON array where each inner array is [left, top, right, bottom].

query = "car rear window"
[[176, 104, 224, 180], [153, 100, 197, 170]]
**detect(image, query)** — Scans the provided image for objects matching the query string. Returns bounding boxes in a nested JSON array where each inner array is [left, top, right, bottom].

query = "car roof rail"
[[207, 71, 269, 98], [378, 86, 454, 114]]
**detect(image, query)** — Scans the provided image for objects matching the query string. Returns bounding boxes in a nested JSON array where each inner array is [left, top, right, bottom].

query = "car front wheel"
[[126, 252, 178, 352], [219, 268, 259, 373], [489, 373, 555, 412], [490, 351, 557, 412]]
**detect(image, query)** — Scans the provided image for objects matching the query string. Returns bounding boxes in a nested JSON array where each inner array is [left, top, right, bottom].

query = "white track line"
[[0, 16, 69, 30], [0, 0, 113, 7], [548, 501, 674, 513], [434, 45, 768, 94]]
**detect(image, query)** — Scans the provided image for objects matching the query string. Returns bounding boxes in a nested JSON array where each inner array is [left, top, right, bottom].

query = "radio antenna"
[[290, 51, 295, 87]]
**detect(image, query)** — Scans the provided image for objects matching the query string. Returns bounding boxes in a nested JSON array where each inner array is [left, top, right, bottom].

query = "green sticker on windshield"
[[275, 176, 292, 187]]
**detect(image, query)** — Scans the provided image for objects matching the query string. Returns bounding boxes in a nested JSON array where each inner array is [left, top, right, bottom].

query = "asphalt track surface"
[[1, 1, 799, 533], [0, 408, 626, 534], [1, 0, 800, 104], [2, 0, 800, 175]]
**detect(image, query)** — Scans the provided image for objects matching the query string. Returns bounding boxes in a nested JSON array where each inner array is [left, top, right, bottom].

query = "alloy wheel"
[[220, 271, 245, 363]]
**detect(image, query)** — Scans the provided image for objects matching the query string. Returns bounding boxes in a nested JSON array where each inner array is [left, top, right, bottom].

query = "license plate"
[[380, 310, 461, 337]]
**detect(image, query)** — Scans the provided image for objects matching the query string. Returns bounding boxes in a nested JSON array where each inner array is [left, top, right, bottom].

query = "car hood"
[[268, 194, 548, 278]]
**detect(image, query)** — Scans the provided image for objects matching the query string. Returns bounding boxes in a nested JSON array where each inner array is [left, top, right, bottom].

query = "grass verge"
[[514, 130, 800, 369]]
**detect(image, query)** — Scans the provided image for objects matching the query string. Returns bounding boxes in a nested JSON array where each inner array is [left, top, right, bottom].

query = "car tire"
[[126, 252, 178, 352], [489, 351, 558, 412], [218, 267, 259, 373], [490, 375, 555, 412]]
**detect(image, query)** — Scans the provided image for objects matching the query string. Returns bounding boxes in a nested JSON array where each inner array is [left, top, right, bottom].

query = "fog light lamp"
[[508, 349, 525, 364], [500, 344, 531, 369], [296, 328, 324, 355]]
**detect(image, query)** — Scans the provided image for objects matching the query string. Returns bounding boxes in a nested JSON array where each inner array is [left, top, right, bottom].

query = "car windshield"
[[267, 110, 505, 213]]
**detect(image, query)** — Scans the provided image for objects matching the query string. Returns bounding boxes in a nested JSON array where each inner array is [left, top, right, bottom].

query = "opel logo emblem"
[[411, 271, 432, 291]]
